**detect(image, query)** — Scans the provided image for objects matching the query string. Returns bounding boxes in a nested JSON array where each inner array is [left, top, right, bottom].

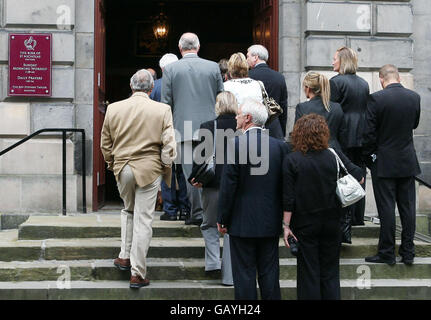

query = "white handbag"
[[328, 148, 365, 208]]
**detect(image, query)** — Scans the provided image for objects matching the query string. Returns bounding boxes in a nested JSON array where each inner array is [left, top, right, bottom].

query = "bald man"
[[161, 32, 224, 226], [363, 64, 421, 266]]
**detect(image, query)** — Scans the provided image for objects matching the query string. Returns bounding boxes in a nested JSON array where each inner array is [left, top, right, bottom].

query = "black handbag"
[[257, 81, 283, 125], [188, 120, 217, 187]]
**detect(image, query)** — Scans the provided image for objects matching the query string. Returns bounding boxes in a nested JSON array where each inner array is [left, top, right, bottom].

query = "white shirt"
[[223, 78, 263, 105]]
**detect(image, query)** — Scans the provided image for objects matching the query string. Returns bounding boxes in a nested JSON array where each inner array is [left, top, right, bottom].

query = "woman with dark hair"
[[330, 46, 370, 226], [282, 114, 364, 300]]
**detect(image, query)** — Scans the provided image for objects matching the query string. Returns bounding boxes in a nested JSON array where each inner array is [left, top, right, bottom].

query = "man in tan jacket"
[[101, 69, 176, 288]]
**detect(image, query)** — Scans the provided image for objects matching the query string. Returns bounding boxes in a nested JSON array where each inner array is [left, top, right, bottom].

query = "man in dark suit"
[[363, 64, 421, 265], [217, 98, 287, 300], [247, 44, 288, 138]]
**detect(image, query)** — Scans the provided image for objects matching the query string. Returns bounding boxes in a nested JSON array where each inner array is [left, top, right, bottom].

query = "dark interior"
[[104, 0, 255, 203]]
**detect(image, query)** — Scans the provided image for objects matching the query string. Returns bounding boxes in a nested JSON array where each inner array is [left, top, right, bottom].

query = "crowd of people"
[[100, 32, 421, 299]]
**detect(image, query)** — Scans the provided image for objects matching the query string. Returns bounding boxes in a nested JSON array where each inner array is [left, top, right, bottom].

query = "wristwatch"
[[282, 221, 290, 228]]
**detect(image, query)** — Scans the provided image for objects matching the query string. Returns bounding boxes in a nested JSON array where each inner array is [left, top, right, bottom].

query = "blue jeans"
[[161, 164, 190, 216]]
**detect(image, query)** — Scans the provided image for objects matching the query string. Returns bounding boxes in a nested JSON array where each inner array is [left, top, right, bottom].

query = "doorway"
[[93, 0, 279, 211]]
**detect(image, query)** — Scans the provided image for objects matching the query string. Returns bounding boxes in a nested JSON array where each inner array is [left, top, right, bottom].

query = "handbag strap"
[[213, 120, 217, 159], [257, 80, 269, 99], [328, 148, 349, 178]]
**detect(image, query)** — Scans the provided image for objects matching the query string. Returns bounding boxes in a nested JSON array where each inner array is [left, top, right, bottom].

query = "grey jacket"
[[161, 53, 224, 142]]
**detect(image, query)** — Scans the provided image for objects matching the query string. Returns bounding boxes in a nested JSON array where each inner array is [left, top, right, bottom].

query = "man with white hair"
[[101, 69, 177, 288], [150, 53, 191, 222], [150, 53, 178, 102], [162, 32, 224, 226], [247, 44, 288, 138], [217, 98, 288, 300]]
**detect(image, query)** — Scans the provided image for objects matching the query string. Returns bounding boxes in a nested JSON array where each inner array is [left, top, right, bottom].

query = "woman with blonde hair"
[[190, 91, 239, 286], [330, 46, 369, 228], [223, 52, 284, 139], [295, 71, 346, 150]]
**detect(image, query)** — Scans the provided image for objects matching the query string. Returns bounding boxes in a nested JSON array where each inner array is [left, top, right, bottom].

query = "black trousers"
[[294, 211, 342, 300], [371, 166, 416, 260], [344, 147, 366, 225], [229, 236, 281, 300]]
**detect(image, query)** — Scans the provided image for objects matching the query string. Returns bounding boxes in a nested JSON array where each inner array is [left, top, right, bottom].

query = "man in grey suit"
[[161, 32, 224, 225]]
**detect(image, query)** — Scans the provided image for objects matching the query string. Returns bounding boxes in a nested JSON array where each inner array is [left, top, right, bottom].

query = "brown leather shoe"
[[114, 258, 131, 271], [130, 275, 150, 289]]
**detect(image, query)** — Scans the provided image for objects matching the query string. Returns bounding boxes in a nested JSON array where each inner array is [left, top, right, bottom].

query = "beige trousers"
[[117, 165, 161, 279]]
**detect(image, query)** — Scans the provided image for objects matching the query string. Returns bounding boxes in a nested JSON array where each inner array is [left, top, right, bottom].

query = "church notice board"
[[8, 33, 52, 97]]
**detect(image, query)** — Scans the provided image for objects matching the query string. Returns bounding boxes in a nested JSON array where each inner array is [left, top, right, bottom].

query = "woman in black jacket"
[[295, 71, 346, 150], [283, 114, 364, 300], [191, 91, 239, 286], [330, 46, 370, 226]]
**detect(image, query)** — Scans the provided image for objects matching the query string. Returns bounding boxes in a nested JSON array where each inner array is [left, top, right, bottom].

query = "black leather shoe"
[[160, 212, 177, 221], [178, 209, 189, 221], [400, 257, 414, 265], [365, 255, 396, 265], [185, 217, 203, 226]]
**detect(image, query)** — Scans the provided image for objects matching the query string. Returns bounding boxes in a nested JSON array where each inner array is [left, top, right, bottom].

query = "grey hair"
[[178, 33, 200, 51], [130, 69, 154, 92], [247, 44, 269, 62], [241, 98, 268, 127], [159, 53, 178, 69]]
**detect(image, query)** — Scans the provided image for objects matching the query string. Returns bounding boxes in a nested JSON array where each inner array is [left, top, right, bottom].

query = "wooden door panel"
[[93, 0, 107, 211], [252, 0, 278, 71]]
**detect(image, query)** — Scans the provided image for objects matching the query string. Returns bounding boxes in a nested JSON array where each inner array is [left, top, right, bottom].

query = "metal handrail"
[[415, 176, 431, 189], [0, 128, 87, 215]]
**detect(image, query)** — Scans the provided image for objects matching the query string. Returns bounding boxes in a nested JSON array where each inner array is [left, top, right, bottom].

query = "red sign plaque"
[[8, 33, 52, 97]]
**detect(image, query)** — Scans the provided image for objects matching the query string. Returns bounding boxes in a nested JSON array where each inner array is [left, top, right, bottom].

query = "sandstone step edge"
[[0, 279, 431, 300], [1, 258, 431, 282]]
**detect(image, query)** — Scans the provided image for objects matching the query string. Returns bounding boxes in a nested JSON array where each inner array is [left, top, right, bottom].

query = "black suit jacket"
[[249, 63, 288, 137], [330, 74, 370, 148], [192, 113, 239, 188], [362, 83, 421, 178], [295, 96, 347, 150], [218, 129, 289, 237], [283, 149, 363, 227]]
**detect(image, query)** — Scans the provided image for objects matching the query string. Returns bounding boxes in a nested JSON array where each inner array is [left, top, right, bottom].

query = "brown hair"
[[228, 52, 249, 78], [336, 46, 358, 75], [303, 71, 331, 112], [291, 114, 330, 154]]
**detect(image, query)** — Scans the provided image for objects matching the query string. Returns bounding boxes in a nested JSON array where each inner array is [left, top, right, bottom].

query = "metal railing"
[[0, 128, 87, 215], [415, 176, 431, 189]]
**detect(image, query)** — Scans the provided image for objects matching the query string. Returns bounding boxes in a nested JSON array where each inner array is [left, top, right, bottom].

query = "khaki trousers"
[[117, 165, 161, 279]]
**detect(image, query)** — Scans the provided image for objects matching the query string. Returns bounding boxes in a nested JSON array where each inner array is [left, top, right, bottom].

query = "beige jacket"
[[101, 92, 177, 187]]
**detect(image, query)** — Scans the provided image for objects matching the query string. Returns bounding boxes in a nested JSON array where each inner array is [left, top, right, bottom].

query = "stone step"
[[17, 214, 381, 240], [0, 279, 430, 300], [1, 258, 431, 282], [1, 230, 431, 262]]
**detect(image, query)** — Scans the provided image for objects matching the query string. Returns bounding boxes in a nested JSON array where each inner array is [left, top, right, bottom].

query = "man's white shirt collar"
[[244, 126, 265, 134]]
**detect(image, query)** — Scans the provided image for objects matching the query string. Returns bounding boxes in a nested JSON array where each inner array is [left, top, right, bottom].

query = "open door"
[[93, 0, 107, 211], [253, 0, 279, 71]]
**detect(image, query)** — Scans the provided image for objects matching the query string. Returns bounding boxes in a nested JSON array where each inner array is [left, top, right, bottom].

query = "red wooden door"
[[93, 0, 107, 211], [253, 0, 279, 71]]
